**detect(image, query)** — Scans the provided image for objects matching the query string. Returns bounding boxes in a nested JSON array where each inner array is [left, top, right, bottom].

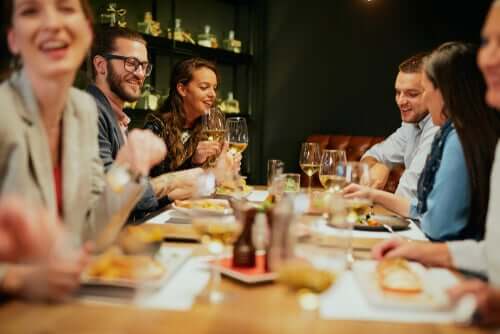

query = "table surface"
[[0, 190, 493, 334]]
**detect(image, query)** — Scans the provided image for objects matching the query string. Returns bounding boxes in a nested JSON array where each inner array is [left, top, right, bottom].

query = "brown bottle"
[[232, 208, 257, 268]]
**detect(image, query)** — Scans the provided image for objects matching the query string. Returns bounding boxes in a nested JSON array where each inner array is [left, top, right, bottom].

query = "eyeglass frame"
[[103, 54, 153, 77]]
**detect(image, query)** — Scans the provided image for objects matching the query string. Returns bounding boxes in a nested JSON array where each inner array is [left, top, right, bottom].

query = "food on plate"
[[376, 258, 422, 294], [84, 247, 166, 281], [216, 176, 252, 195], [119, 225, 165, 255], [355, 215, 382, 227], [278, 261, 337, 293], [174, 199, 229, 212]]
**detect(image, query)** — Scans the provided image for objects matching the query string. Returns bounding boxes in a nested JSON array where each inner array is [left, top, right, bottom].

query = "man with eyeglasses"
[[87, 27, 203, 221]]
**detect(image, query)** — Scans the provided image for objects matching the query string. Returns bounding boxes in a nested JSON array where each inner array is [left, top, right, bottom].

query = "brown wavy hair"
[[150, 58, 219, 171]]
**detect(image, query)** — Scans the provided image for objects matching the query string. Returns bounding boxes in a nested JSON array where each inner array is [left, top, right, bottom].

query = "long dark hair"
[[425, 41, 500, 238]]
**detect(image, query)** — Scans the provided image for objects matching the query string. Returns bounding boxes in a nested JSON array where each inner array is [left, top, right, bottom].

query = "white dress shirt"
[[362, 113, 439, 200], [448, 141, 500, 285]]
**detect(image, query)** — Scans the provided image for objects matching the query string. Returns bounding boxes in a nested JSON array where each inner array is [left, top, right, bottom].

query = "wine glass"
[[277, 195, 349, 311], [202, 107, 225, 166], [318, 149, 347, 192], [192, 215, 243, 304], [299, 142, 321, 193], [344, 161, 372, 268], [344, 162, 372, 220], [225, 117, 249, 156]]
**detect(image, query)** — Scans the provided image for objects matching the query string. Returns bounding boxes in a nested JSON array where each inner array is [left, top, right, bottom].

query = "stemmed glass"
[[318, 149, 347, 192], [344, 161, 372, 268], [299, 143, 321, 193], [225, 117, 249, 155], [192, 215, 243, 304], [201, 107, 225, 166], [277, 194, 349, 311]]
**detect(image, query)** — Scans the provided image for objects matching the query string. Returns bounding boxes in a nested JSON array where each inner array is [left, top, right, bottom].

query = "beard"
[[106, 63, 142, 103]]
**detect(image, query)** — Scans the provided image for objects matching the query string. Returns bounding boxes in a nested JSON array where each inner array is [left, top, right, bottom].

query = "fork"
[[382, 223, 395, 234]]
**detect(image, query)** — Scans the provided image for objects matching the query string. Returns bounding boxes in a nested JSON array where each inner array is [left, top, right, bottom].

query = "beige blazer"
[[0, 70, 142, 248]]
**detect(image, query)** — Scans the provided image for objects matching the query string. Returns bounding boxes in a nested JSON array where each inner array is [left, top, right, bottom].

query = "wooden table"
[[0, 195, 493, 334]]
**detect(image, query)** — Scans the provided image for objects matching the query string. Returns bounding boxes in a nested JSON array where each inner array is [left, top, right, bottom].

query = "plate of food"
[[171, 198, 233, 216], [353, 258, 458, 311], [81, 246, 191, 289], [354, 214, 411, 232]]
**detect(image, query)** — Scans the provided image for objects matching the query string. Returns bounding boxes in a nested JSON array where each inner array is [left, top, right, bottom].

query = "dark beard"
[[106, 63, 141, 103]]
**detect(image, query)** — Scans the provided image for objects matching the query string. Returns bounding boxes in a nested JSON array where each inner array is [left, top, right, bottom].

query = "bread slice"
[[376, 258, 422, 294]]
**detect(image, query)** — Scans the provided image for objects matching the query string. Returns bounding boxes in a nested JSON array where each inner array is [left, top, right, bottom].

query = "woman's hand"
[[448, 280, 500, 327], [371, 238, 452, 268], [116, 129, 167, 176], [192, 141, 222, 165], [342, 183, 373, 200], [0, 198, 63, 262], [1, 242, 92, 302]]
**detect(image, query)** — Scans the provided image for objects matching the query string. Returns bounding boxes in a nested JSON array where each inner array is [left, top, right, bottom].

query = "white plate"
[[171, 199, 233, 217], [353, 260, 458, 311], [81, 247, 192, 289]]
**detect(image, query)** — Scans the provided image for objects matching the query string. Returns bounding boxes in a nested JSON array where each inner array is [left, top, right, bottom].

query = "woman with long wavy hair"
[[144, 58, 223, 176]]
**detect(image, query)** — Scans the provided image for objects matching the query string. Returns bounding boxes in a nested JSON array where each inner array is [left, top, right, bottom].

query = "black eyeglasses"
[[103, 54, 153, 77]]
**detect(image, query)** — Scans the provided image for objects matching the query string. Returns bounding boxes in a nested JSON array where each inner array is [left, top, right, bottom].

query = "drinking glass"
[[278, 195, 349, 311], [192, 216, 243, 304], [282, 173, 301, 193], [299, 142, 321, 193], [225, 117, 249, 155], [201, 107, 225, 166], [267, 159, 284, 187], [318, 149, 347, 192], [344, 162, 373, 221], [344, 161, 372, 268]]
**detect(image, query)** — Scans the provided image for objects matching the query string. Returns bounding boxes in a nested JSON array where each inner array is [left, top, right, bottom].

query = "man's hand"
[[369, 163, 390, 189], [116, 129, 167, 176], [192, 141, 222, 165]]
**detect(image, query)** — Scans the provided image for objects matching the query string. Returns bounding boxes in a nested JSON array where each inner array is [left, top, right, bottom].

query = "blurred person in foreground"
[[346, 41, 499, 241], [372, 1, 500, 327], [0, 0, 165, 301]]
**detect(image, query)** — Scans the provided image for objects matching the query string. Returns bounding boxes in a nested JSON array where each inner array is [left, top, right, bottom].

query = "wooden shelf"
[[142, 34, 252, 65]]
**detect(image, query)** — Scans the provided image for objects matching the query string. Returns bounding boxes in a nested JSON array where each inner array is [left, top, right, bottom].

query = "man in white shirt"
[[362, 53, 439, 200]]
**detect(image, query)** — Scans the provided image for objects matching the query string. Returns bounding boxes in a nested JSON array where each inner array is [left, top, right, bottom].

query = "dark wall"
[[260, 0, 492, 181]]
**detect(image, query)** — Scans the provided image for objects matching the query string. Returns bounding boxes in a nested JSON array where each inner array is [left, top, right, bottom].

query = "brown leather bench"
[[302, 134, 404, 193]]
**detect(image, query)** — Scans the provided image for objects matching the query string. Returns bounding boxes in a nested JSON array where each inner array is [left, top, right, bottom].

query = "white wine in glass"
[[192, 216, 242, 304], [202, 107, 225, 166], [228, 142, 248, 154], [226, 117, 249, 156], [319, 149, 347, 192], [299, 142, 321, 192]]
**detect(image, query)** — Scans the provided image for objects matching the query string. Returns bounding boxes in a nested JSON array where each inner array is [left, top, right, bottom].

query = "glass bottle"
[[223, 30, 242, 53], [232, 208, 257, 268], [198, 25, 218, 48], [222, 92, 240, 114], [174, 18, 183, 42]]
